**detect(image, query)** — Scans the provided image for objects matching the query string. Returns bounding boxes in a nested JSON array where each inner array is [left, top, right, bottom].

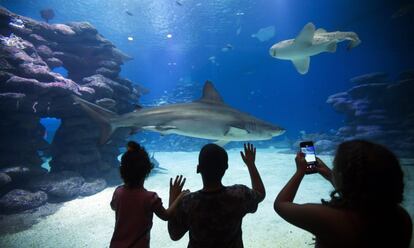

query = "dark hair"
[[120, 141, 153, 187], [323, 140, 404, 211], [198, 144, 228, 183]]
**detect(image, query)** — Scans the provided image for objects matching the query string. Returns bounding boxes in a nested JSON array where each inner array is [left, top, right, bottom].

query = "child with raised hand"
[[168, 143, 266, 248], [110, 141, 188, 248]]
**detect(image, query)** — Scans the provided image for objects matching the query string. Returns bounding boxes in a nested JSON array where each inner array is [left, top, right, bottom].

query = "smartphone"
[[300, 141, 317, 174]]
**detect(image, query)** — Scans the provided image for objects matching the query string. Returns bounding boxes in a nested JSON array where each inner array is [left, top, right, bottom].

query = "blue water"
[[1, 0, 413, 138]]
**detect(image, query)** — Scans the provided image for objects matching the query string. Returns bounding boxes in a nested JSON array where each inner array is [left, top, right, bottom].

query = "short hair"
[[198, 144, 228, 182], [120, 141, 153, 187]]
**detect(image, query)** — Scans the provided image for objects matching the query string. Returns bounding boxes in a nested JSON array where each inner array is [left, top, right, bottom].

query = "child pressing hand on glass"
[[110, 141, 189, 248]]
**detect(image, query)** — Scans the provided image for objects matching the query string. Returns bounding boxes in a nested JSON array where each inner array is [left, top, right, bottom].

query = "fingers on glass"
[[180, 178, 186, 188]]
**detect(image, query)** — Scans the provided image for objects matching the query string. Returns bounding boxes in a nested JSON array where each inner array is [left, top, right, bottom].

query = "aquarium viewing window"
[[0, 1, 413, 247]]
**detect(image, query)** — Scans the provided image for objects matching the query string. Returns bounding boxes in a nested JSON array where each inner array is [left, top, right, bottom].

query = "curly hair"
[[119, 141, 153, 187], [323, 140, 404, 212]]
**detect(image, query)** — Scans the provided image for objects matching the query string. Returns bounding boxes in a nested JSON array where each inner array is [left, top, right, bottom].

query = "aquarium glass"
[[0, 0, 413, 247]]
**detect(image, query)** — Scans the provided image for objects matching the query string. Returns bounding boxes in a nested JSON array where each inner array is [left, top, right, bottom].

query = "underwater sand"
[[0, 149, 413, 248]]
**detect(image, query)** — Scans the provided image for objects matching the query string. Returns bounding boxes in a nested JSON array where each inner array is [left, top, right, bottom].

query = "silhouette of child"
[[168, 143, 266, 247], [110, 141, 188, 248]]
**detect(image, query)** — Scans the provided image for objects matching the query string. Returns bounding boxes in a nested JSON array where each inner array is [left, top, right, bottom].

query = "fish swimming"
[[252, 26, 275, 42], [73, 81, 285, 146], [269, 22, 361, 74], [40, 8, 55, 23]]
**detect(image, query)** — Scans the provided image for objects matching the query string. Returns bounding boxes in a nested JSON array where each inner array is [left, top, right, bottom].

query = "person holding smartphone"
[[273, 140, 412, 248]]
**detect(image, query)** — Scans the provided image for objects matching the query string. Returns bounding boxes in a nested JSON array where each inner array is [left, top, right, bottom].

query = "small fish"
[[221, 44, 234, 52], [251, 25, 275, 42], [125, 10, 133, 16], [40, 8, 55, 23], [176, 0, 183, 6], [236, 27, 242, 35]]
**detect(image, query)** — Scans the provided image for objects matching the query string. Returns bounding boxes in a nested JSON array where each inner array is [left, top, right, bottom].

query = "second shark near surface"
[[73, 81, 285, 146], [269, 22, 361, 75]]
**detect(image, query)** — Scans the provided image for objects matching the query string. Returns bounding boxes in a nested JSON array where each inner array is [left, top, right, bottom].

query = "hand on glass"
[[241, 143, 256, 168], [169, 175, 189, 203]]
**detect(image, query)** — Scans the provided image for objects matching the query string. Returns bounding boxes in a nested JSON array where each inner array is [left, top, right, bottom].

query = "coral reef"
[[0, 7, 146, 213], [296, 71, 414, 156]]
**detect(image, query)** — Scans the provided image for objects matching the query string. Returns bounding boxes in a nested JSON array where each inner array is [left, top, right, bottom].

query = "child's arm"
[[154, 175, 188, 221], [110, 187, 120, 211], [241, 143, 266, 201]]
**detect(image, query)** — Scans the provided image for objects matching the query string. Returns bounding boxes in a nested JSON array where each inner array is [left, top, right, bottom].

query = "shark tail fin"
[[72, 95, 119, 144], [326, 41, 337, 53]]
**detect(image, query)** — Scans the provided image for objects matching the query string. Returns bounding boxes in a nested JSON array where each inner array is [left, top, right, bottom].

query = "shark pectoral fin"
[[326, 41, 337, 53], [315, 28, 327, 33], [214, 140, 230, 147], [225, 126, 249, 137], [294, 22, 315, 45], [292, 57, 310, 75]]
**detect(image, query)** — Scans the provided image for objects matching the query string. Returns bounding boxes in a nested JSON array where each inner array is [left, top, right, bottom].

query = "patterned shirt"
[[171, 184, 262, 248]]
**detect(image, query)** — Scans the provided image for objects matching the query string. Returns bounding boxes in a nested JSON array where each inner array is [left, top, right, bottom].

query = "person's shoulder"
[[182, 190, 201, 201], [113, 185, 125, 193], [226, 184, 253, 196], [397, 205, 412, 228], [143, 189, 160, 198], [227, 184, 251, 192]]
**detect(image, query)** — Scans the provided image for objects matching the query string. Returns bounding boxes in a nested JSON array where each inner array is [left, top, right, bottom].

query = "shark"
[[269, 22, 361, 74], [73, 81, 285, 146]]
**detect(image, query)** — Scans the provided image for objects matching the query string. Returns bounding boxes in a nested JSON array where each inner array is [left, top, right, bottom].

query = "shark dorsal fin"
[[199, 80, 224, 104], [294, 22, 315, 45]]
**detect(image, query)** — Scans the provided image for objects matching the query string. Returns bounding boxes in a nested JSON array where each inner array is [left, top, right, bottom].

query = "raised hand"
[[240, 143, 256, 167], [315, 157, 333, 182], [169, 175, 186, 205]]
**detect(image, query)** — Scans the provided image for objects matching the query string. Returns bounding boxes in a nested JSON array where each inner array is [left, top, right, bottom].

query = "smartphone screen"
[[301, 146, 316, 163], [300, 141, 317, 173]]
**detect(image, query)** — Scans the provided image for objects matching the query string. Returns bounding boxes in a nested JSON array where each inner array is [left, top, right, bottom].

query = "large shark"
[[73, 81, 285, 146], [269, 22, 361, 74]]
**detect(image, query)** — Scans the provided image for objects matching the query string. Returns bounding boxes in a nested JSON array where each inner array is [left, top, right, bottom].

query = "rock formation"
[[297, 71, 414, 156], [0, 7, 146, 213]]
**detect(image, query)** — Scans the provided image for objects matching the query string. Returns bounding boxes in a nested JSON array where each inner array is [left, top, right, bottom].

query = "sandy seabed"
[[0, 149, 413, 248]]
